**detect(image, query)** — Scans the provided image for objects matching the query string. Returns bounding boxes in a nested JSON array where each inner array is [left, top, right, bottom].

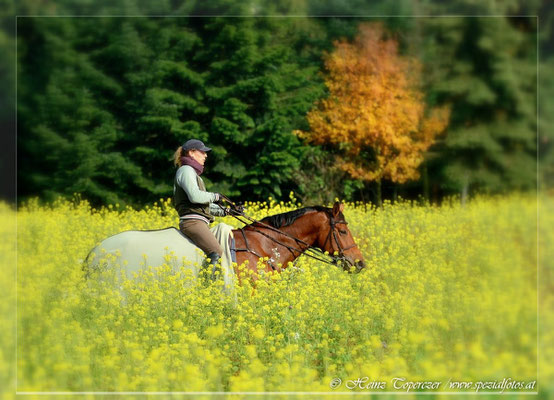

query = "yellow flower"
[[172, 319, 184, 330], [11, 194, 541, 392]]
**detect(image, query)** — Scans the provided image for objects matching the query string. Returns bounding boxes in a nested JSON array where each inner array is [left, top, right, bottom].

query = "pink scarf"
[[180, 156, 204, 175]]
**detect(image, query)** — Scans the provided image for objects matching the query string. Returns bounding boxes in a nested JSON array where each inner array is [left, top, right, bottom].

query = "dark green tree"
[[0, 7, 15, 202], [417, 16, 538, 199], [17, 14, 329, 205], [186, 16, 327, 199], [17, 18, 153, 205], [538, 0, 554, 191]]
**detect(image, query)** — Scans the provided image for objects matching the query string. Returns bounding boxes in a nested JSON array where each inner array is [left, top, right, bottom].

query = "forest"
[[3, 0, 552, 206]]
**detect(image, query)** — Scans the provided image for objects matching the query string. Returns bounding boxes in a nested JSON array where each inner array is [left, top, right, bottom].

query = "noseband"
[[322, 216, 358, 266]]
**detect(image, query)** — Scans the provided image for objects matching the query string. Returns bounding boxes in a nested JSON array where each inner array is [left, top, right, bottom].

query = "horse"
[[85, 202, 365, 284], [232, 202, 365, 281]]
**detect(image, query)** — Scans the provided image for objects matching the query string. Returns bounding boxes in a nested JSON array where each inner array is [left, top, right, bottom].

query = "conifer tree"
[[416, 15, 538, 199], [18, 18, 148, 205]]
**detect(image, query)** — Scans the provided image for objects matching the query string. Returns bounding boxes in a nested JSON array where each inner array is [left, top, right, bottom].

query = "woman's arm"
[[176, 166, 218, 204]]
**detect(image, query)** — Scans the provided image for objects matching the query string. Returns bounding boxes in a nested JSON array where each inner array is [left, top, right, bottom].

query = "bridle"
[[321, 216, 358, 266], [227, 206, 357, 269]]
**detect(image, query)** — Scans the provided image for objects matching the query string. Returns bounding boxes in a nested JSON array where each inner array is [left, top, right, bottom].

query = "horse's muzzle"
[[340, 258, 366, 273], [354, 260, 366, 272]]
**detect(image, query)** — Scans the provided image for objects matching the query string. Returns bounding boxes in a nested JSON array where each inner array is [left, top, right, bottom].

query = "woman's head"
[[188, 149, 208, 165], [174, 139, 212, 167]]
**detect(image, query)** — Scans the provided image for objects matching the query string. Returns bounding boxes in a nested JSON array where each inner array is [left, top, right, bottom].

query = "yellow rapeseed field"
[[1, 193, 552, 399]]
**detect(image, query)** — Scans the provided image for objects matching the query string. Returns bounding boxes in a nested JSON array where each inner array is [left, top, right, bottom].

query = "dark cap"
[[182, 139, 212, 152]]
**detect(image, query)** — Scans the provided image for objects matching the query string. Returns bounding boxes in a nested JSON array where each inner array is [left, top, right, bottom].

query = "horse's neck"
[[276, 212, 324, 250], [235, 212, 327, 265]]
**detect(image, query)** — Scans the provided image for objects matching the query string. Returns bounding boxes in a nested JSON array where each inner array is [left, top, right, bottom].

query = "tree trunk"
[[423, 163, 430, 202], [376, 179, 382, 207], [360, 185, 368, 211], [461, 174, 469, 206]]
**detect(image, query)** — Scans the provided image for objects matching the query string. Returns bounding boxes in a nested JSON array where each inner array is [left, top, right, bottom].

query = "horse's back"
[[98, 227, 187, 252], [88, 227, 202, 277]]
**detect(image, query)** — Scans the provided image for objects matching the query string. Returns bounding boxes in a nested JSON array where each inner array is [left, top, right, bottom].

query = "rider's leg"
[[179, 219, 223, 279]]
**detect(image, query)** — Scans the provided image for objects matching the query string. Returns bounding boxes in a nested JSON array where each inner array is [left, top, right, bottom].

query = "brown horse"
[[231, 202, 365, 280]]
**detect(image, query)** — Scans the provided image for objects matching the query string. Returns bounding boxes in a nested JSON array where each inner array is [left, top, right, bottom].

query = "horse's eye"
[[339, 229, 347, 235]]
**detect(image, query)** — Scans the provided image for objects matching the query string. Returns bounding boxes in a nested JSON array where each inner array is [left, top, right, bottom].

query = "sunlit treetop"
[[296, 23, 450, 185]]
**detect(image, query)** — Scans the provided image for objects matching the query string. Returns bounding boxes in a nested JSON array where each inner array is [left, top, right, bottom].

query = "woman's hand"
[[215, 194, 244, 214], [221, 203, 244, 216]]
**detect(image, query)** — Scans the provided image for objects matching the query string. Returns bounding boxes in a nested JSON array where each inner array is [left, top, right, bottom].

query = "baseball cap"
[[182, 139, 212, 152]]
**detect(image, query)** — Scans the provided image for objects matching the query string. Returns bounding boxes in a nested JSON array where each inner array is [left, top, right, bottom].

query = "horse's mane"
[[259, 206, 331, 229]]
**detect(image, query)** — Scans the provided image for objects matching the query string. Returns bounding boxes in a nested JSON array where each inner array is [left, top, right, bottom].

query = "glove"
[[214, 193, 224, 204]]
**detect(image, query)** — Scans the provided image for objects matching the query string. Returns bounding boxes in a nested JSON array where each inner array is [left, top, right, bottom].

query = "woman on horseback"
[[173, 139, 228, 268]]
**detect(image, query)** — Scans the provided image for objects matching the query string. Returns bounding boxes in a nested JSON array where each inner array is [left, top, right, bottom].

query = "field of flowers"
[[1, 193, 552, 398]]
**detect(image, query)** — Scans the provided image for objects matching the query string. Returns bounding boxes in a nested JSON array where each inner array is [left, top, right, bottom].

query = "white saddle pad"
[[87, 223, 235, 291]]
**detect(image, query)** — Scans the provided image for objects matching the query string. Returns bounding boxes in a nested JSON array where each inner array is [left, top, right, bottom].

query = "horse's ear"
[[332, 202, 344, 217]]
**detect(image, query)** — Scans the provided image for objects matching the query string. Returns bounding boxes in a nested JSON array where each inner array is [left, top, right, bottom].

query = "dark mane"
[[259, 206, 330, 229]]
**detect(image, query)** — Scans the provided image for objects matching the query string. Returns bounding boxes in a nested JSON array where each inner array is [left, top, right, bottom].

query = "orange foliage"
[[295, 24, 450, 184]]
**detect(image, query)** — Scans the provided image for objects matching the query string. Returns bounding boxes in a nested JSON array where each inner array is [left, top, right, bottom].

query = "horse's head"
[[317, 202, 366, 273]]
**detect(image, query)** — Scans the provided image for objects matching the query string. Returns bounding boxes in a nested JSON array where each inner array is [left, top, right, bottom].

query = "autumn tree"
[[295, 23, 449, 205]]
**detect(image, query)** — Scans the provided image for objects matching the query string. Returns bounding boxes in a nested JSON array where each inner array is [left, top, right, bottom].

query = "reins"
[[219, 196, 352, 267], [232, 211, 339, 266]]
